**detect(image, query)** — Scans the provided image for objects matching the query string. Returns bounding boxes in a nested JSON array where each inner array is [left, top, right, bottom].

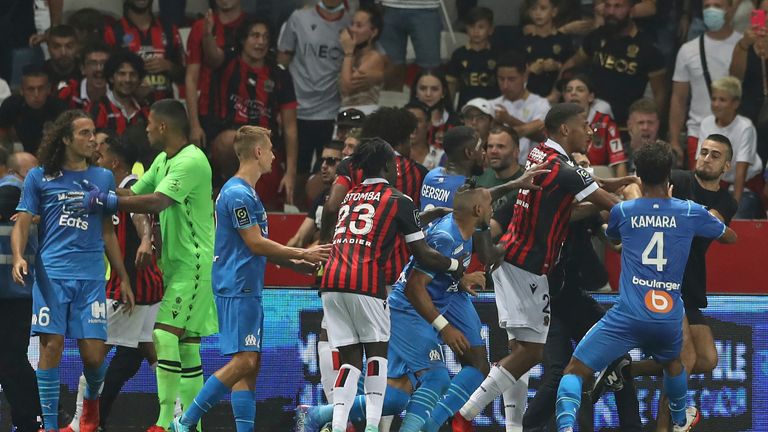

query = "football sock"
[[331, 365, 361, 432], [400, 367, 450, 432], [179, 342, 204, 428], [36, 367, 60, 431], [83, 362, 107, 400], [364, 357, 388, 428], [153, 329, 181, 427], [181, 375, 230, 427], [318, 341, 338, 403], [69, 374, 87, 431], [423, 366, 485, 432], [310, 385, 409, 425], [663, 367, 689, 427], [502, 371, 529, 432], [555, 374, 583, 432], [100, 346, 144, 427], [459, 364, 516, 421], [231, 390, 256, 432]]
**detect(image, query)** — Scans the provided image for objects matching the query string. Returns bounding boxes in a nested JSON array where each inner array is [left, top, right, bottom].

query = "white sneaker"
[[672, 406, 700, 432]]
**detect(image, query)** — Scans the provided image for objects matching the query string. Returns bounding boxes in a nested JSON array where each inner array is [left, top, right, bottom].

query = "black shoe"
[[589, 354, 631, 404]]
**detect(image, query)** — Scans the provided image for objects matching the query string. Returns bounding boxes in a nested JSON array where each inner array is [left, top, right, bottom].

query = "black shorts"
[[684, 304, 708, 326]]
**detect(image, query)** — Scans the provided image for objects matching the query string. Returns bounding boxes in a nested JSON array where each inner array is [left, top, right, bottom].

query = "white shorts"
[[492, 262, 551, 344], [106, 302, 160, 348], [321, 291, 390, 347]]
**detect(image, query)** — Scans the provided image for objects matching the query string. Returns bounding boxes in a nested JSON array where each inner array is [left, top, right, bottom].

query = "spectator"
[[104, 0, 185, 104], [730, 0, 768, 163], [185, 0, 246, 147], [410, 69, 461, 149], [339, 5, 387, 114], [67, 8, 107, 50], [335, 108, 366, 141], [490, 51, 550, 164], [698, 76, 765, 217], [0, 78, 10, 106], [461, 97, 494, 146], [406, 101, 444, 170], [287, 140, 344, 248], [561, 0, 666, 129], [475, 123, 525, 239], [670, 0, 741, 168], [446, 7, 500, 108], [278, 0, 350, 207], [210, 18, 298, 210], [625, 97, 663, 170], [43, 25, 81, 101], [379, 0, 443, 89], [521, 0, 574, 100], [59, 43, 111, 110], [342, 127, 361, 158], [563, 73, 628, 176], [88, 50, 148, 136], [0, 65, 65, 154]]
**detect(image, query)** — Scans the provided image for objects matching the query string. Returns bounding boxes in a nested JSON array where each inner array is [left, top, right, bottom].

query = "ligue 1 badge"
[[264, 79, 275, 93]]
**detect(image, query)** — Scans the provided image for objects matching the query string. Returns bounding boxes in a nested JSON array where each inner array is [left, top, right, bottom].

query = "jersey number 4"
[[641, 232, 667, 271], [335, 203, 376, 236]]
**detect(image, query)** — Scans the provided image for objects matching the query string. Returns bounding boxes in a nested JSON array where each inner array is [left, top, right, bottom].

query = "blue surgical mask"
[[703, 7, 726, 31]]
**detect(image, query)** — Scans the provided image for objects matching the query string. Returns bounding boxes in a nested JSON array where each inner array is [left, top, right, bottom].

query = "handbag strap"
[[699, 35, 712, 97]]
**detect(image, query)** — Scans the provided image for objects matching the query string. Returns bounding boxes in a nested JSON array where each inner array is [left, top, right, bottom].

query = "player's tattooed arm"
[[131, 213, 153, 268], [473, 229, 505, 267], [419, 206, 452, 225], [103, 215, 135, 313], [408, 239, 466, 279], [487, 162, 550, 202], [405, 270, 470, 356]]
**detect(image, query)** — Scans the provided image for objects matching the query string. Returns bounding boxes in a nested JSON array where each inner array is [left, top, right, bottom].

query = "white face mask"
[[703, 7, 726, 31]]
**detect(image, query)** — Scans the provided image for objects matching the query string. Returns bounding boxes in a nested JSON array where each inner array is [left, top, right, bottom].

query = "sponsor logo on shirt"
[[89, 301, 107, 324], [234, 206, 251, 228]]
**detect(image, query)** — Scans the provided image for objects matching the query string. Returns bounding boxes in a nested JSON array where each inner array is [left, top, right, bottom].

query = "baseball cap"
[[336, 108, 366, 128], [461, 98, 494, 118]]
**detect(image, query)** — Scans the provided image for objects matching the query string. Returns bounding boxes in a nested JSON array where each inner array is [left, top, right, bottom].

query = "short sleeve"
[[277, 15, 297, 53], [394, 194, 424, 243], [16, 169, 41, 215], [605, 203, 623, 240], [672, 43, 691, 83], [131, 155, 161, 195], [413, 230, 454, 278], [734, 123, 757, 164], [532, 98, 551, 120], [556, 162, 598, 201], [689, 201, 726, 239], [155, 153, 207, 203], [225, 189, 264, 230], [186, 20, 204, 65]]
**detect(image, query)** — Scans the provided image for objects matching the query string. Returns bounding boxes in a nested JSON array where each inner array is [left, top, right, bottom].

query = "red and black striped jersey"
[[321, 179, 425, 299], [587, 111, 627, 167], [186, 12, 245, 118], [87, 93, 148, 135], [501, 139, 599, 275], [106, 176, 164, 305], [104, 16, 184, 103], [214, 58, 297, 131], [334, 154, 428, 284], [44, 61, 81, 104]]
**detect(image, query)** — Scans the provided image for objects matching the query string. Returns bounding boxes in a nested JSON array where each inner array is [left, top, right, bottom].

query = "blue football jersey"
[[389, 214, 473, 312], [606, 198, 726, 321], [212, 177, 269, 298], [16, 166, 115, 280], [419, 167, 466, 211]]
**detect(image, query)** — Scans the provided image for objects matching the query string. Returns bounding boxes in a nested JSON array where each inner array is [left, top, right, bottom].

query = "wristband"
[[448, 258, 459, 272], [105, 190, 119, 213], [431, 314, 449, 332]]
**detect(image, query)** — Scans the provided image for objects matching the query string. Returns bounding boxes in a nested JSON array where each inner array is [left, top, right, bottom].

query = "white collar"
[[118, 173, 139, 189], [543, 138, 569, 158], [107, 88, 141, 120], [79, 79, 89, 101], [362, 178, 388, 185]]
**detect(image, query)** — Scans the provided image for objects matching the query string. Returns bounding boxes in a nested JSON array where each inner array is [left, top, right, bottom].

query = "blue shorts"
[[445, 293, 484, 347], [31, 277, 107, 340], [573, 307, 683, 371], [215, 296, 264, 355], [388, 306, 444, 380]]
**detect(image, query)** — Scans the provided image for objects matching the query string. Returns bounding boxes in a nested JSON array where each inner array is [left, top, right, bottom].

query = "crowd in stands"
[[0, 0, 767, 220]]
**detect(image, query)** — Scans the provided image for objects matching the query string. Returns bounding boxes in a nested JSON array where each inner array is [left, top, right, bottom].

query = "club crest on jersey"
[[429, 349, 442, 361], [234, 206, 250, 227]]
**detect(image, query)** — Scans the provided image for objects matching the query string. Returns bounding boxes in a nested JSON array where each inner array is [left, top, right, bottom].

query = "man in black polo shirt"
[[0, 65, 65, 154], [561, 0, 666, 129]]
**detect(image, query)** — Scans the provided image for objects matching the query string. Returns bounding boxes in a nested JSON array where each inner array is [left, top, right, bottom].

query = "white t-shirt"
[[697, 114, 763, 184], [589, 98, 613, 121], [673, 31, 742, 138], [490, 93, 551, 164]]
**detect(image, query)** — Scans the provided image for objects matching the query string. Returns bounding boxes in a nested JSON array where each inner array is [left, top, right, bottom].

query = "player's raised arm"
[[319, 181, 349, 243]]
